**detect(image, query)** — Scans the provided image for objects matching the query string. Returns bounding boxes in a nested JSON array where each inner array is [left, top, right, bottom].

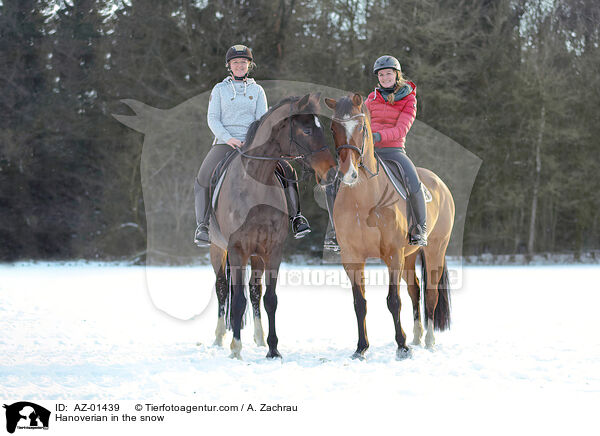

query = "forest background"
[[1, 0, 599, 263]]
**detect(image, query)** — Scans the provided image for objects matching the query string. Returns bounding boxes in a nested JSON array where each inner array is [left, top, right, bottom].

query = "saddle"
[[375, 154, 432, 203], [372, 155, 432, 233], [209, 151, 289, 219]]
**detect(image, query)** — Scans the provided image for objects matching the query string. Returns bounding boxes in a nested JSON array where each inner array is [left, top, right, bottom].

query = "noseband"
[[331, 109, 379, 178]]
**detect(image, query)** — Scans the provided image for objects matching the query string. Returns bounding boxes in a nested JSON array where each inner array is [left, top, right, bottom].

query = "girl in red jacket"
[[324, 55, 427, 250]]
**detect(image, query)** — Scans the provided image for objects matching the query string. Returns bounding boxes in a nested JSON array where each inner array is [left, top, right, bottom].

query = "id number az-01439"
[[73, 404, 120, 412]]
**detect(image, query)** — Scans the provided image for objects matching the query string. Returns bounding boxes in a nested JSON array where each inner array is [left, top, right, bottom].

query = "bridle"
[[236, 102, 328, 164], [331, 107, 379, 178]]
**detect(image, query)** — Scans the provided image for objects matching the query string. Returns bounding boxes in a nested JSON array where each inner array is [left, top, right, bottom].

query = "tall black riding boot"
[[285, 182, 311, 239], [408, 185, 428, 246], [194, 183, 211, 247], [324, 182, 340, 251]]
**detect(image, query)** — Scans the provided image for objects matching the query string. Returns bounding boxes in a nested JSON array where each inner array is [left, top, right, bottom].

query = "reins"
[[236, 103, 328, 165]]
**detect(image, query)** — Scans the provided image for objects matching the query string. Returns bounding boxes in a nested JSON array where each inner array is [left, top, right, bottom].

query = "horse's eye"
[[303, 128, 312, 135]]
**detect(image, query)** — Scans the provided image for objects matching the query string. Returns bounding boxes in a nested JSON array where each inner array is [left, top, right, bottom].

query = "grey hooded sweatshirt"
[[207, 76, 268, 145]]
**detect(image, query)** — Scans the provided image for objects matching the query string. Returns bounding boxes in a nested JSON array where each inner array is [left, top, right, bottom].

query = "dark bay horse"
[[325, 94, 455, 359], [209, 93, 335, 360]]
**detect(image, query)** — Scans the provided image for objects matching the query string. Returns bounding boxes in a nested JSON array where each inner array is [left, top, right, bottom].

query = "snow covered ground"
[[1, 263, 598, 434]]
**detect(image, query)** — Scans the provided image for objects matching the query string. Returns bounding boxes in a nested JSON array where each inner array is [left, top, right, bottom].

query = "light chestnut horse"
[[325, 94, 455, 359]]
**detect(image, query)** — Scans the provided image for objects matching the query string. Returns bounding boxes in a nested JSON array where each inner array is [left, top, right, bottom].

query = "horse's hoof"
[[396, 347, 412, 360], [230, 338, 242, 359], [411, 338, 422, 346], [266, 349, 282, 359], [351, 351, 366, 361], [213, 338, 224, 347]]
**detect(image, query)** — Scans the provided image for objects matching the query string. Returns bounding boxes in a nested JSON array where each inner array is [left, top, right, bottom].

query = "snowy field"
[[1, 263, 598, 434]]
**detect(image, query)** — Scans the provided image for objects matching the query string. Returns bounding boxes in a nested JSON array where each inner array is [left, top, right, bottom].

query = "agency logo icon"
[[3, 402, 50, 434]]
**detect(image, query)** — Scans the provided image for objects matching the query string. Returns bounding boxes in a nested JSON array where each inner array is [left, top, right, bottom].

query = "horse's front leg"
[[227, 253, 247, 360], [343, 261, 368, 359], [249, 256, 266, 347], [387, 251, 411, 359], [263, 252, 283, 359]]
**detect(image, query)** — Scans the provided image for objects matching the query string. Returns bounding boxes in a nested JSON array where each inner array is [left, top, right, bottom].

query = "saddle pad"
[[375, 155, 407, 200]]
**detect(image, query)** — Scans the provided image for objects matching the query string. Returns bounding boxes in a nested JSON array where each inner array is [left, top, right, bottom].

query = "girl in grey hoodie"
[[194, 45, 311, 246]]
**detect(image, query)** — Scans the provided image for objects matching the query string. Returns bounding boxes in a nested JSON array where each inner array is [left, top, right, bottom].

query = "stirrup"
[[408, 224, 427, 247], [194, 224, 210, 247], [324, 229, 340, 252], [291, 214, 311, 239]]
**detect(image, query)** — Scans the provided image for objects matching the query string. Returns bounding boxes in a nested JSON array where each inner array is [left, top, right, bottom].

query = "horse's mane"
[[244, 95, 317, 148]]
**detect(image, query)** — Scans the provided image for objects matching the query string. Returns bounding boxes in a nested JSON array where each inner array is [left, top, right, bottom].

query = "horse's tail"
[[224, 255, 249, 331], [420, 252, 451, 331]]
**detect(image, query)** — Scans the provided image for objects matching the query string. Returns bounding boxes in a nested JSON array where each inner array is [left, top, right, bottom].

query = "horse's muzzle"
[[340, 161, 359, 186]]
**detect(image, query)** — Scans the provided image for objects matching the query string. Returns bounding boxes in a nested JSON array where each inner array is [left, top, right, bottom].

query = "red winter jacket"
[[365, 81, 417, 148]]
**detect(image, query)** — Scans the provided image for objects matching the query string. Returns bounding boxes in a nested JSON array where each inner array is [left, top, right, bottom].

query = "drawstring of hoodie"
[[369, 87, 377, 102], [228, 76, 248, 100]]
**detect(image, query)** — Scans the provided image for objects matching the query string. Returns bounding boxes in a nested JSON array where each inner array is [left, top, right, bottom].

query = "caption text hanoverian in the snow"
[[52, 402, 298, 425]]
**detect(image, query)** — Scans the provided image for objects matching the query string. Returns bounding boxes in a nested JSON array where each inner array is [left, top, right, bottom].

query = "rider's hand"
[[227, 138, 244, 148]]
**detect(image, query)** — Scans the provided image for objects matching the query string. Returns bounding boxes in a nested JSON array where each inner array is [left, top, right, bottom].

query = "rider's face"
[[229, 58, 250, 77], [377, 68, 397, 88]]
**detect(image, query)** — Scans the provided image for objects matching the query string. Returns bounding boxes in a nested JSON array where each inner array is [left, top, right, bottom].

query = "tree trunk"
[[528, 103, 545, 254]]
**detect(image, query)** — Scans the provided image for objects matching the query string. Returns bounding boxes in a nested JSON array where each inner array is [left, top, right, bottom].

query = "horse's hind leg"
[[403, 251, 423, 346], [227, 251, 248, 359], [249, 256, 266, 347], [210, 245, 228, 347], [423, 240, 451, 349]]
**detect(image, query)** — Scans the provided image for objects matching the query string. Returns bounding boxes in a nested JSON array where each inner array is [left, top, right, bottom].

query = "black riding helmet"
[[226, 44, 253, 64], [373, 55, 401, 74]]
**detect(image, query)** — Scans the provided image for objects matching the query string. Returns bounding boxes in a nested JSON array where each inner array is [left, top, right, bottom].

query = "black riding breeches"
[[374, 147, 421, 194]]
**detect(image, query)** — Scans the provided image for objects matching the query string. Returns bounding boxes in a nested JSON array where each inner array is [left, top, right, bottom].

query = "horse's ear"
[[296, 93, 310, 111], [324, 98, 337, 110], [112, 99, 158, 133], [352, 93, 363, 107], [311, 92, 322, 103]]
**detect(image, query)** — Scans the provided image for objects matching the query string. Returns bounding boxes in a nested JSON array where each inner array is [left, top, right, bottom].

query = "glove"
[[373, 132, 382, 143]]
